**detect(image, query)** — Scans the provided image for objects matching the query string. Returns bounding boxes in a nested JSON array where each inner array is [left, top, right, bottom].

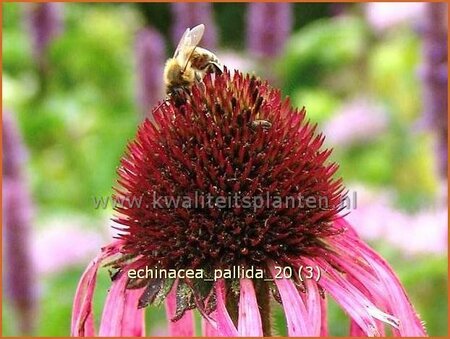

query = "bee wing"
[[173, 24, 205, 64], [173, 28, 190, 59], [184, 24, 205, 49]]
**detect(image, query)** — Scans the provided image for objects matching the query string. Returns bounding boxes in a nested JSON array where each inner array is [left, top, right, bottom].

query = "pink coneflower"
[[72, 70, 426, 336]]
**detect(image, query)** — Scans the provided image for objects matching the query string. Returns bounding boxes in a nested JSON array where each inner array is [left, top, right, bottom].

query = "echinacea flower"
[[72, 70, 427, 337]]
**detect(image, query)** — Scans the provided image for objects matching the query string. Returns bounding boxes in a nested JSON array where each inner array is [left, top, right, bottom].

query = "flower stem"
[[255, 280, 272, 336]]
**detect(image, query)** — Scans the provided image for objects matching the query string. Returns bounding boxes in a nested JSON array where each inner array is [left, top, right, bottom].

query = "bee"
[[252, 119, 272, 130], [163, 24, 223, 104]]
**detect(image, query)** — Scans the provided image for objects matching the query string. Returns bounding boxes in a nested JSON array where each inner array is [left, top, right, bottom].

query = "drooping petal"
[[165, 280, 195, 337], [305, 256, 398, 337], [121, 289, 146, 336], [98, 263, 146, 336], [357, 240, 427, 336], [71, 242, 122, 336], [334, 218, 427, 336], [326, 249, 386, 304], [350, 320, 367, 336], [238, 278, 263, 336], [302, 278, 322, 336], [313, 268, 379, 336], [98, 274, 126, 336], [214, 279, 239, 336], [268, 260, 313, 336], [71, 254, 101, 336], [202, 313, 219, 336], [322, 243, 387, 336], [320, 294, 328, 336], [348, 276, 386, 336]]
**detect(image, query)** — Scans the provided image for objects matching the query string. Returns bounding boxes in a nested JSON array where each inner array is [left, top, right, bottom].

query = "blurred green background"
[[2, 2, 448, 336]]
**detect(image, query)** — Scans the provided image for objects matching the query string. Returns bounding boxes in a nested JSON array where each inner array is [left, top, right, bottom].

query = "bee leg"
[[251, 119, 272, 130]]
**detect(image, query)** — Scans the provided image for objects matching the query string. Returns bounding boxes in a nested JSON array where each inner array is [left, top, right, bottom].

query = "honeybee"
[[163, 24, 223, 103], [252, 119, 272, 129]]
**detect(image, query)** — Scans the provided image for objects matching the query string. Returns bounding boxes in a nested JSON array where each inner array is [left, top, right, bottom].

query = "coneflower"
[[246, 3, 293, 58], [135, 27, 166, 118], [72, 70, 427, 336], [3, 110, 36, 335], [171, 3, 217, 50]]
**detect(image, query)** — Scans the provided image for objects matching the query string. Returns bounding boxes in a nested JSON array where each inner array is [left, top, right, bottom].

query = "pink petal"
[[202, 314, 219, 336], [267, 260, 313, 336], [98, 263, 146, 336], [314, 269, 379, 336], [238, 278, 263, 336], [121, 289, 146, 336], [333, 218, 426, 335], [98, 275, 126, 336], [320, 294, 328, 336], [335, 218, 426, 336], [71, 242, 121, 336], [305, 256, 398, 337], [348, 276, 386, 336], [214, 279, 239, 336], [164, 280, 195, 337], [302, 279, 322, 336], [71, 255, 100, 336], [350, 320, 366, 336], [323, 242, 388, 336], [356, 239, 427, 336], [326, 249, 385, 302]]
